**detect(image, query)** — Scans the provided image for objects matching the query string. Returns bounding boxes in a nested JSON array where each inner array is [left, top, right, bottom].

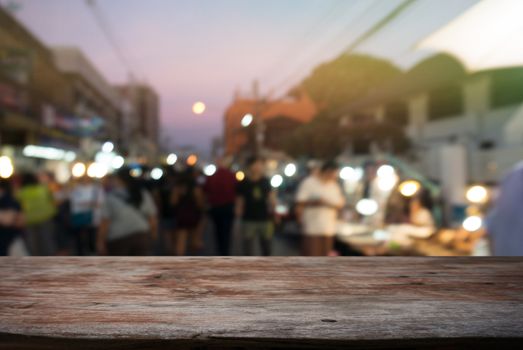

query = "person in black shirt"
[[0, 179, 24, 256], [235, 156, 276, 256]]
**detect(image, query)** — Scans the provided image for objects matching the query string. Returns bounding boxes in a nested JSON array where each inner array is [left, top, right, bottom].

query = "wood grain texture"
[[0, 257, 522, 349]]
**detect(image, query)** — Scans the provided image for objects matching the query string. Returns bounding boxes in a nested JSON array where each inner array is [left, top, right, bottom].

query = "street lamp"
[[241, 113, 253, 127]]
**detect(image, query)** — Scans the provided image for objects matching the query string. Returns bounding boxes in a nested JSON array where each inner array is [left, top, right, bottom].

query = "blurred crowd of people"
[[3, 155, 519, 257], [1, 156, 349, 257]]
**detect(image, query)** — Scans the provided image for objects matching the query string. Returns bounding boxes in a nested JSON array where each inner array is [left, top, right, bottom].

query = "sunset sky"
[[14, 0, 478, 154]]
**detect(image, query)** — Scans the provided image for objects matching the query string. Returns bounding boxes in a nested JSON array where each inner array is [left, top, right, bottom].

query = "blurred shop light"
[[377, 164, 395, 178], [87, 163, 108, 179], [284, 163, 297, 177], [463, 216, 483, 232], [166, 153, 177, 165], [203, 164, 217, 176], [64, 151, 76, 162], [241, 113, 253, 127], [186, 154, 198, 166], [102, 141, 114, 153], [373, 230, 390, 241], [270, 174, 283, 188], [150, 167, 163, 180], [377, 175, 398, 192], [55, 162, 71, 184], [23, 145, 76, 162], [466, 185, 489, 204], [340, 166, 364, 182], [275, 204, 289, 216], [71, 162, 86, 178], [236, 171, 245, 181], [111, 156, 125, 169], [356, 198, 378, 216], [267, 159, 278, 171], [399, 180, 421, 197], [0, 156, 14, 179], [130, 167, 143, 178], [339, 166, 354, 181]]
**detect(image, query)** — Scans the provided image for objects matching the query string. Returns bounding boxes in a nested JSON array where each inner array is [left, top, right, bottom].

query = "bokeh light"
[[399, 180, 421, 197], [186, 154, 198, 166], [204, 164, 217, 176], [102, 141, 114, 153], [466, 185, 489, 204], [236, 171, 245, 181], [356, 198, 378, 216], [463, 216, 483, 232], [241, 113, 253, 127], [270, 174, 283, 188], [0, 156, 14, 179], [71, 162, 86, 178], [284, 163, 297, 177], [87, 163, 108, 179], [151, 167, 163, 180], [166, 153, 177, 165]]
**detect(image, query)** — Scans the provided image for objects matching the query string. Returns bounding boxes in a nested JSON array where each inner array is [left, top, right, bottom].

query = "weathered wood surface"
[[0, 257, 522, 349]]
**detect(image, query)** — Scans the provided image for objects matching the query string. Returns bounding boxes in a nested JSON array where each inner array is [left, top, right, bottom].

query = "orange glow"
[[236, 171, 245, 181], [186, 154, 198, 166]]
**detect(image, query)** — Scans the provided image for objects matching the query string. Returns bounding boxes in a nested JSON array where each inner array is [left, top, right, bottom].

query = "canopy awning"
[[418, 0, 523, 72]]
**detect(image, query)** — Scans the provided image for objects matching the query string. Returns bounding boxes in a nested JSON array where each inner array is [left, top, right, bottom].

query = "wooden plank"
[[0, 257, 522, 349]]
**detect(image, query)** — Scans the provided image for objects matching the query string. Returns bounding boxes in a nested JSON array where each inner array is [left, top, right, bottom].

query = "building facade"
[[115, 84, 160, 161], [344, 54, 523, 184], [0, 7, 74, 149], [223, 90, 317, 155], [51, 47, 123, 150]]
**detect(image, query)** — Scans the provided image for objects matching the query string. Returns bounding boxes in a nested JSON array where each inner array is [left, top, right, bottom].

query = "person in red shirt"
[[203, 157, 237, 256]]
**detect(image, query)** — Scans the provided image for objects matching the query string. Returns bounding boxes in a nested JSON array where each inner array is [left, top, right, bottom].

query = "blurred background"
[[1, 0, 523, 257]]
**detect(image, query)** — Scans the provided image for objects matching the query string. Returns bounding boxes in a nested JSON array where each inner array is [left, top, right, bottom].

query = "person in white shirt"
[[409, 191, 435, 228], [69, 176, 105, 255], [295, 161, 345, 256]]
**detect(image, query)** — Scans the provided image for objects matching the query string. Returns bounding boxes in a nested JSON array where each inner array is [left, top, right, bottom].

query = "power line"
[[259, 0, 354, 87], [267, 0, 418, 98], [84, 0, 144, 82], [345, 0, 417, 53], [265, 0, 380, 97]]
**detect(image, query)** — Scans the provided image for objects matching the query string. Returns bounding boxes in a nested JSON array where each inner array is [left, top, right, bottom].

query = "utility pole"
[[252, 80, 265, 156]]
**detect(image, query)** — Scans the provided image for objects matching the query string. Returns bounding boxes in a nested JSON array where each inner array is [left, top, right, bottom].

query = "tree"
[[284, 112, 342, 159], [300, 54, 401, 114], [284, 54, 405, 158]]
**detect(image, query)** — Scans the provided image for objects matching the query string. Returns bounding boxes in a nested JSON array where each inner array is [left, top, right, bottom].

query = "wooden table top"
[[1, 257, 522, 349]]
